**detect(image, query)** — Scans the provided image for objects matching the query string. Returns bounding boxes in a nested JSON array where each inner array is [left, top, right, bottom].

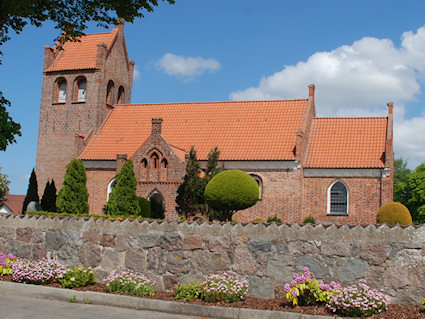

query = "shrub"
[[56, 159, 89, 215], [41, 180, 57, 212], [376, 202, 412, 226], [253, 218, 264, 223], [105, 160, 140, 216], [326, 280, 391, 317], [22, 169, 39, 213], [59, 267, 95, 288], [104, 270, 156, 296], [0, 252, 17, 276], [204, 170, 259, 221], [284, 267, 341, 306], [267, 215, 282, 223], [303, 216, 316, 224], [173, 281, 203, 301], [11, 258, 66, 284], [137, 197, 151, 218], [422, 297, 425, 308], [201, 273, 248, 303]]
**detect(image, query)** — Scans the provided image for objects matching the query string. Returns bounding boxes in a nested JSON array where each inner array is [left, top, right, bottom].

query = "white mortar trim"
[[304, 168, 388, 177], [107, 178, 116, 202], [83, 160, 116, 169], [199, 160, 298, 170], [247, 173, 263, 199], [327, 180, 349, 216]]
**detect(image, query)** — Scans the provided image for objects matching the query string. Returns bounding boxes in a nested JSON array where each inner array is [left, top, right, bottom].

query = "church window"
[[327, 181, 348, 215], [160, 158, 168, 181], [150, 152, 160, 180], [107, 178, 116, 201], [73, 77, 87, 102], [106, 80, 115, 106], [140, 158, 148, 181], [250, 174, 263, 199], [55, 78, 67, 103], [117, 86, 125, 104]]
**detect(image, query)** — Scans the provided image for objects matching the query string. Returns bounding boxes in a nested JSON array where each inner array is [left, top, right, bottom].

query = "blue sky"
[[2, 0, 425, 194]]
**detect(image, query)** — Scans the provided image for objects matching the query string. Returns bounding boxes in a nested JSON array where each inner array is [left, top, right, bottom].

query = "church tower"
[[36, 23, 134, 195]]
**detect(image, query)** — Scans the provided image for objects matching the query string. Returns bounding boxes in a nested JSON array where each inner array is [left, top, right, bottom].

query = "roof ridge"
[[315, 116, 387, 120], [117, 99, 308, 107]]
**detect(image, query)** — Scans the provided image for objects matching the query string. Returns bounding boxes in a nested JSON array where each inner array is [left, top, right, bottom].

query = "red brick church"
[[35, 24, 394, 224]]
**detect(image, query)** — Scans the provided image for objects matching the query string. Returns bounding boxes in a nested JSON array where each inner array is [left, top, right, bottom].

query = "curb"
[[0, 281, 339, 319]]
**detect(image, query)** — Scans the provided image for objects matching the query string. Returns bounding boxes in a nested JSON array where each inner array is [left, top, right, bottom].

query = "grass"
[[67, 296, 77, 303]]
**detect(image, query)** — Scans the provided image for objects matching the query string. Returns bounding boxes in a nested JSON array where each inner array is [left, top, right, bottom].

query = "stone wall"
[[0, 214, 423, 304]]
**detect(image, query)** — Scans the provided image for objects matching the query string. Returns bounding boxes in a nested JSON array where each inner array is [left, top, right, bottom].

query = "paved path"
[[0, 293, 203, 319]]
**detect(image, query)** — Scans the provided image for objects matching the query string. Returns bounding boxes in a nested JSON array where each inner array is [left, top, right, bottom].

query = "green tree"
[[137, 196, 151, 218], [204, 170, 259, 221], [205, 147, 222, 182], [406, 163, 425, 224], [56, 159, 89, 215], [175, 146, 205, 219], [105, 160, 140, 216], [22, 168, 39, 213], [41, 180, 57, 212], [0, 166, 10, 205], [0, 92, 21, 151], [0, 0, 174, 150], [393, 158, 411, 205]]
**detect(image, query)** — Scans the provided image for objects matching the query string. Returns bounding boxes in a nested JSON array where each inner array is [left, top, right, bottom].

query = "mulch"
[[0, 276, 423, 318]]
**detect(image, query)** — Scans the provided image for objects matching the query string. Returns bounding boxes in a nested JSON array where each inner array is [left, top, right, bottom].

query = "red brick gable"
[[79, 100, 308, 161], [305, 117, 388, 168]]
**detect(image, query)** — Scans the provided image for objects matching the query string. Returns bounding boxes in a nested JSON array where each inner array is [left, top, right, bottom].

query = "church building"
[[35, 24, 394, 224]]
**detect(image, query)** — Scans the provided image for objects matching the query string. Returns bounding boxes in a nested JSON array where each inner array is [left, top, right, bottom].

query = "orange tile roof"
[[46, 28, 118, 72], [2, 195, 25, 214], [305, 118, 388, 168], [79, 100, 308, 161]]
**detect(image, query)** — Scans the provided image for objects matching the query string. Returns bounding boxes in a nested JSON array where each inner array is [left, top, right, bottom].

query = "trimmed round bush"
[[137, 197, 151, 218], [204, 170, 259, 213], [376, 202, 412, 226]]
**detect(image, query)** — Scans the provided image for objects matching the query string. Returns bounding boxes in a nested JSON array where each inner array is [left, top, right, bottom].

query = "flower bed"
[[0, 253, 423, 318]]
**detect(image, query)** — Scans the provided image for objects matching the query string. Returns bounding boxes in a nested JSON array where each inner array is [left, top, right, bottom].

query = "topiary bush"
[[204, 170, 259, 221], [376, 201, 412, 226], [137, 197, 151, 218]]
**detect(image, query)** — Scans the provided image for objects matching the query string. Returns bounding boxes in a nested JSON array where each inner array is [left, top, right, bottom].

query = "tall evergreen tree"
[[105, 160, 140, 216], [176, 146, 222, 219], [41, 180, 57, 212], [56, 159, 89, 215], [22, 169, 39, 213]]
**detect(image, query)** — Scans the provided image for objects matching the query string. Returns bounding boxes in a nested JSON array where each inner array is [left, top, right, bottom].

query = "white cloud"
[[230, 26, 425, 167], [155, 53, 221, 81], [133, 66, 140, 81]]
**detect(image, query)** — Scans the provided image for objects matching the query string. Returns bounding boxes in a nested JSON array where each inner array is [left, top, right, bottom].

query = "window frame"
[[327, 180, 349, 215]]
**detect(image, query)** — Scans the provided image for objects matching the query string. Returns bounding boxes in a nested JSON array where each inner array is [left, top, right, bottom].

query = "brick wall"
[[1, 214, 423, 304]]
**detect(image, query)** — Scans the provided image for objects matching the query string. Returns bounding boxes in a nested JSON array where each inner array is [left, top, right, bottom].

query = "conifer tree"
[[41, 180, 57, 212], [56, 159, 89, 215], [22, 169, 39, 213], [105, 160, 140, 216]]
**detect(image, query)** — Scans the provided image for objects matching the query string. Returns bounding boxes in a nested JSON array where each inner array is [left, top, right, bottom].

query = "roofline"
[[314, 116, 388, 120], [116, 99, 309, 107]]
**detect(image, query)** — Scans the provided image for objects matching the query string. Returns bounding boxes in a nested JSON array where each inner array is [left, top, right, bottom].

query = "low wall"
[[0, 214, 424, 304]]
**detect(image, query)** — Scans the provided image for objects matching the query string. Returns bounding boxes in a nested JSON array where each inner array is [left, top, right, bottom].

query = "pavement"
[[0, 281, 338, 319]]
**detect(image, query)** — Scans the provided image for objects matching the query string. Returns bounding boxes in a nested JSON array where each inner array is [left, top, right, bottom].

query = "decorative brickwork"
[[1, 214, 423, 304]]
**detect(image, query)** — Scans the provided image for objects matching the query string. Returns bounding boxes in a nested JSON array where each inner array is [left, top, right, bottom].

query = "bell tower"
[[35, 23, 135, 196]]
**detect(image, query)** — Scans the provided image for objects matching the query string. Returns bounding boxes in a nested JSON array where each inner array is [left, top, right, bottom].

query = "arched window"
[[73, 76, 87, 102], [107, 179, 116, 201], [140, 158, 148, 181], [117, 86, 125, 104], [160, 158, 168, 181], [327, 181, 348, 215], [250, 174, 263, 199], [54, 78, 67, 103], [106, 80, 115, 106], [150, 152, 160, 180]]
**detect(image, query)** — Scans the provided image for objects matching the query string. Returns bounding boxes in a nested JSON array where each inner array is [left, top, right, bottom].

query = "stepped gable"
[[305, 117, 388, 168], [79, 99, 308, 161]]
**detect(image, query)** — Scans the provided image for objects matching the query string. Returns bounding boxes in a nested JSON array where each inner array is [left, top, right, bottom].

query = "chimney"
[[308, 84, 315, 102], [43, 46, 55, 71], [152, 118, 163, 136], [96, 42, 107, 68], [116, 154, 127, 173]]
